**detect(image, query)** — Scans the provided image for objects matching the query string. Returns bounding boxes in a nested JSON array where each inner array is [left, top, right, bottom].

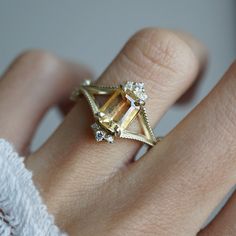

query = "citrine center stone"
[[99, 87, 140, 133]]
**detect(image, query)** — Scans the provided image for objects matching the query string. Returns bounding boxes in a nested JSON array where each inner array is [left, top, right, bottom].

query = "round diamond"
[[105, 135, 114, 143], [91, 123, 100, 130], [123, 81, 133, 91], [138, 93, 148, 101], [95, 130, 105, 142], [135, 82, 144, 90], [82, 79, 91, 86], [123, 81, 148, 101]]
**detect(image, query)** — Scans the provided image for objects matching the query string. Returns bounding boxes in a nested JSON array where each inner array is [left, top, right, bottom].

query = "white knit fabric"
[[0, 139, 67, 236]]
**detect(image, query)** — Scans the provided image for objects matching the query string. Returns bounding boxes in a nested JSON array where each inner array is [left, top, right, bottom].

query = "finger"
[[27, 28, 206, 224], [97, 29, 206, 121], [175, 31, 207, 104], [198, 189, 236, 236], [30, 28, 206, 172], [58, 62, 93, 115], [0, 50, 91, 154], [123, 60, 236, 235]]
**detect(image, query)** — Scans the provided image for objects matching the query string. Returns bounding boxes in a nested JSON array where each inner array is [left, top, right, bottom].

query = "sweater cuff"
[[0, 139, 67, 236]]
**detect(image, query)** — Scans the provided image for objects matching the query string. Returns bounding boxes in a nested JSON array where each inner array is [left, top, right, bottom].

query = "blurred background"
[[0, 0, 235, 150], [0, 0, 235, 225]]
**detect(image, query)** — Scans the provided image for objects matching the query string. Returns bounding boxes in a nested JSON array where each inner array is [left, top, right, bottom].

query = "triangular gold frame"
[[71, 80, 157, 146]]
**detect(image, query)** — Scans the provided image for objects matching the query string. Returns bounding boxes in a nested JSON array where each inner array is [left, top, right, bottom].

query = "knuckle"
[[122, 28, 199, 80], [17, 49, 60, 69], [13, 49, 61, 80]]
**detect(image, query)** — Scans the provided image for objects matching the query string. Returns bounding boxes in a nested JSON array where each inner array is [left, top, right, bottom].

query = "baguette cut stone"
[[99, 88, 140, 132], [91, 81, 148, 144]]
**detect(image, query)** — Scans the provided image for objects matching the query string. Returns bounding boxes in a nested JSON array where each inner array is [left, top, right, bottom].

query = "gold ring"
[[71, 80, 158, 147]]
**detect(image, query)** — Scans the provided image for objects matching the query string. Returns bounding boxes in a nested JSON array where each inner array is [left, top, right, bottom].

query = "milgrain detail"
[[72, 80, 158, 146]]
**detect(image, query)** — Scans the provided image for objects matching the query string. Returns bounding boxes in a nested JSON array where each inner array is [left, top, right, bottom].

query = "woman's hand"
[[1, 28, 236, 236]]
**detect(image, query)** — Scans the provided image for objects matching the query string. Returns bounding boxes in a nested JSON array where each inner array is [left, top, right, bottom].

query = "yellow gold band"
[[71, 80, 158, 147]]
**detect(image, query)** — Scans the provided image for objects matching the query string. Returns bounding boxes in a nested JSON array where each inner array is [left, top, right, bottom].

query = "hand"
[[1, 28, 236, 236]]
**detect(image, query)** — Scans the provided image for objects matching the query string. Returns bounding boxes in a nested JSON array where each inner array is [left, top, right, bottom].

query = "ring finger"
[[27, 28, 206, 226]]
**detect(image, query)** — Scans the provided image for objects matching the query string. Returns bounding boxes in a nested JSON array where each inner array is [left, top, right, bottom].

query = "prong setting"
[[75, 81, 157, 146], [91, 122, 114, 143], [82, 79, 92, 86]]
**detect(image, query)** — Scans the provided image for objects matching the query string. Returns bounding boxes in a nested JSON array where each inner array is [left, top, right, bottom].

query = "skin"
[[0, 27, 236, 235]]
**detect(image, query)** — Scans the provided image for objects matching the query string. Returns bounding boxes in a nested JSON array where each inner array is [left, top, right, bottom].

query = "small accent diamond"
[[82, 79, 91, 86], [123, 81, 148, 101], [91, 122, 100, 129], [91, 122, 114, 143], [95, 130, 105, 142], [105, 135, 114, 143]]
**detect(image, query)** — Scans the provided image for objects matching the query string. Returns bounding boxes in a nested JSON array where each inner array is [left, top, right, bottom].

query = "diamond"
[[134, 82, 144, 91], [137, 92, 148, 101], [82, 79, 91, 86], [123, 81, 148, 101], [123, 81, 133, 91], [95, 130, 105, 142], [91, 122, 114, 143], [105, 135, 114, 143], [70, 89, 80, 101], [91, 122, 100, 130]]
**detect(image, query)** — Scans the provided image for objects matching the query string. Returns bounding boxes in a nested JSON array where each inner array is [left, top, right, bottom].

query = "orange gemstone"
[[99, 88, 140, 132]]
